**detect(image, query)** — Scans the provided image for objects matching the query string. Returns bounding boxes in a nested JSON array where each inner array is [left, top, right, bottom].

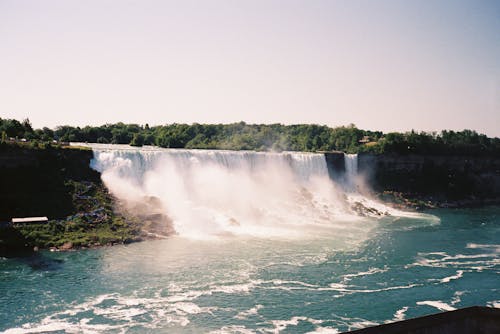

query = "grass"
[[13, 181, 140, 249]]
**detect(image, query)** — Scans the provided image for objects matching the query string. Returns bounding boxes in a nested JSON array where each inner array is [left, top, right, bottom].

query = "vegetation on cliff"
[[2, 117, 499, 155], [13, 181, 140, 250], [0, 143, 141, 254]]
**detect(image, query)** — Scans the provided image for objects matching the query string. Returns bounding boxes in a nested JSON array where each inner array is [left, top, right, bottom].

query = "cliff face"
[[0, 146, 100, 220], [323, 151, 345, 181], [357, 153, 500, 201], [0, 145, 141, 254]]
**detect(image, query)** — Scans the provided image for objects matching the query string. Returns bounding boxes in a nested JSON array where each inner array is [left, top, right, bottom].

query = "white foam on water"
[[327, 282, 421, 295], [305, 327, 340, 334], [487, 301, 500, 308], [466, 243, 500, 253], [345, 193, 441, 225], [270, 279, 321, 288], [2, 291, 221, 333], [1, 319, 128, 334], [208, 325, 256, 334], [270, 316, 324, 333], [262, 252, 330, 268], [208, 318, 339, 334], [327, 283, 351, 291], [172, 302, 213, 315], [439, 270, 464, 283], [208, 280, 262, 294], [408, 250, 499, 271], [245, 277, 423, 299], [416, 300, 456, 312], [341, 267, 388, 282], [391, 306, 409, 322], [235, 304, 264, 319], [451, 291, 465, 305], [92, 305, 147, 320], [348, 320, 379, 331]]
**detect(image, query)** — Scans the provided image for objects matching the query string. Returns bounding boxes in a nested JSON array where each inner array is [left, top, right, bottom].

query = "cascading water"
[[344, 153, 358, 191], [88, 145, 370, 239], [339, 152, 436, 222], [91, 146, 331, 184], [86, 144, 432, 239]]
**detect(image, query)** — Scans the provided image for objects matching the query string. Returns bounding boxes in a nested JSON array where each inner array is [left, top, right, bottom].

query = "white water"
[[340, 153, 437, 223], [344, 154, 358, 191], [85, 144, 432, 240]]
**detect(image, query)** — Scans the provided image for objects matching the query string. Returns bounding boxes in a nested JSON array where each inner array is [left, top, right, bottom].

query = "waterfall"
[[344, 154, 358, 191], [91, 147, 330, 184], [88, 144, 365, 239], [85, 144, 418, 239]]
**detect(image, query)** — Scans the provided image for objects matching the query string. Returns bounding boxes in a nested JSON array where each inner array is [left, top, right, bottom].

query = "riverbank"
[[374, 190, 500, 211], [0, 143, 144, 256]]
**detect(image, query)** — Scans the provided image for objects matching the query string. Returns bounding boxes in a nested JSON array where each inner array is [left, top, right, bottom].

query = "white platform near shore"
[[11, 217, 49, 224]]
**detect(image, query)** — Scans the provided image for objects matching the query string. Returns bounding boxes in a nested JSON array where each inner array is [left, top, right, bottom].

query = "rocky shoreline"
[[375, 190, 500, 211]]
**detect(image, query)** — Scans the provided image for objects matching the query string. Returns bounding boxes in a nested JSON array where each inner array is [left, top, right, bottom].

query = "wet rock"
[[60, 242, 73, 250], [228, 217, 240, 226], [351, 202, 383, 217]]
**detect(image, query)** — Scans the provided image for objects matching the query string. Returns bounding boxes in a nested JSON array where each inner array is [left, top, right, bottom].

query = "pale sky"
[[1, 0, 499, 136]]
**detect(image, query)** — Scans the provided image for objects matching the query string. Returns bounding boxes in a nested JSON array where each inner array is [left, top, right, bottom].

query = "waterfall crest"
[[91, 147, 330, 184]]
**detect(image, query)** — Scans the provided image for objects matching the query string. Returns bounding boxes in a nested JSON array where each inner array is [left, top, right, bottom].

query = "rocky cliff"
[[357, 153, 500, 206], [0, 145, 99, 220], [0, 144, 140, 255]]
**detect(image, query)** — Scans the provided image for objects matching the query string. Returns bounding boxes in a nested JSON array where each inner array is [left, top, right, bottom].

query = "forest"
[[1, 117, 500, 155]]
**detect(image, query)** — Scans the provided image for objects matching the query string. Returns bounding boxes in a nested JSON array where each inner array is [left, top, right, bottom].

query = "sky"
[[1, 0, 499, 136]]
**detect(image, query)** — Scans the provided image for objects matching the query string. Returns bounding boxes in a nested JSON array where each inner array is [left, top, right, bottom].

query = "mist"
[[91, 146, 349, 238]]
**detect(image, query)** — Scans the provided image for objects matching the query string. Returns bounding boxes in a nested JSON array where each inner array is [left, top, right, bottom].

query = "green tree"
[[130, 133, 145, 147]]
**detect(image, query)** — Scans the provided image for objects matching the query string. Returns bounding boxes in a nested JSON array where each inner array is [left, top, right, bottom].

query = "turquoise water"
[[1, 207, 499, 333]]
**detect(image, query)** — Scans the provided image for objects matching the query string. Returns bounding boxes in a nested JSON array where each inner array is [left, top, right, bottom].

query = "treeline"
[[1, 118, 499, 155], [375, 130, 500, 155]]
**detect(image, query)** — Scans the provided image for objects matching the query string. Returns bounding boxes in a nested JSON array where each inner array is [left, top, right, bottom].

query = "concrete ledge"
[[344, 306, 500, 334], [12, 217, 48, 224]]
